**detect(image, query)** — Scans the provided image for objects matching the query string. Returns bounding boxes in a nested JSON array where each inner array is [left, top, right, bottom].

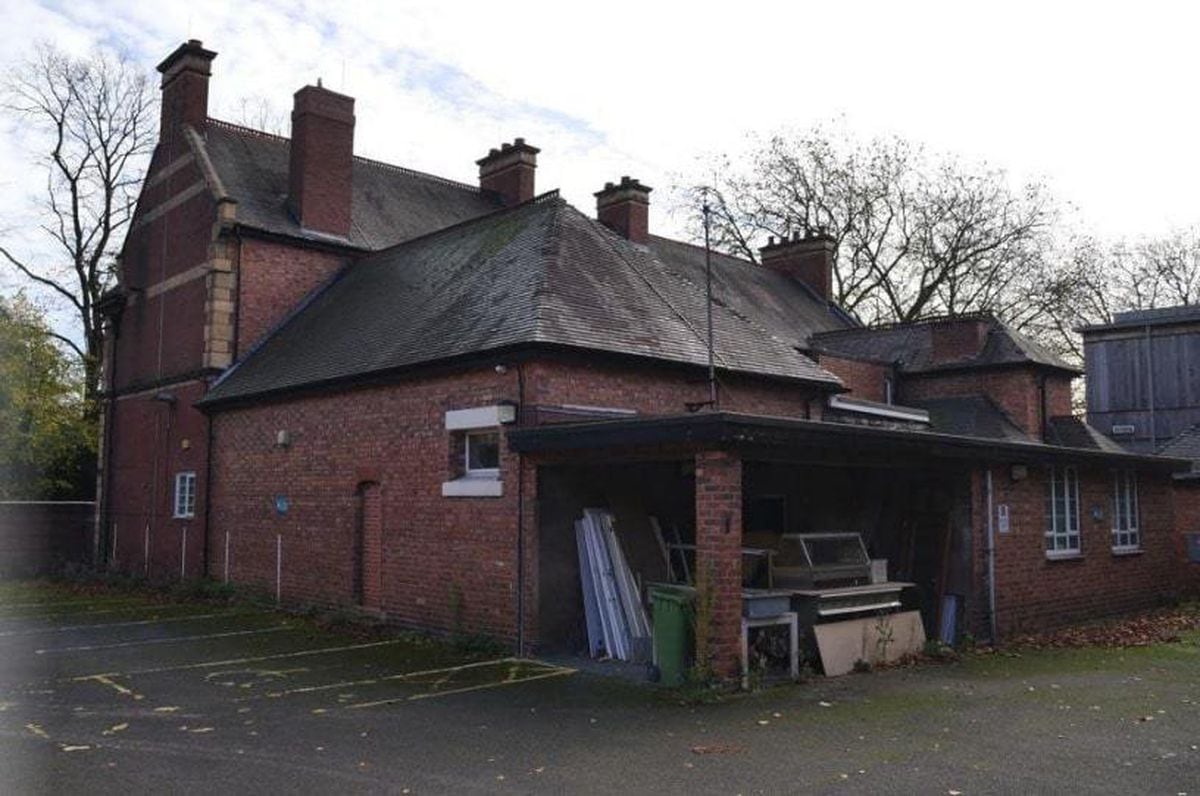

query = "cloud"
[[5, 0, 1200, 334]]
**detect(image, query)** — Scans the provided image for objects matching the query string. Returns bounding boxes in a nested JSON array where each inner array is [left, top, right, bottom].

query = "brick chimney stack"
[[156, 40, 216, 154], [595, 177, 652, 244], [930, 316, 993, 364], [288, 84, 356, 237], [477, 138, 539, 206], [759, 231, 836, 302]]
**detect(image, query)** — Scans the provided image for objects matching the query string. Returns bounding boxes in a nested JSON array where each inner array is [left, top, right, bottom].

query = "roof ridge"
[[361, 190, 562, 262], [649, 234, 757, 268], [814, 311, 998, 338], [206, 117, 485, 194]]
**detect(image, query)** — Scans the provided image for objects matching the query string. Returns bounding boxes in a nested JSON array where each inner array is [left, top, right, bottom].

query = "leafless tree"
[[0, 43, 155, 414], [230, 95, 286, 135], [677, 124, 1058, 329]]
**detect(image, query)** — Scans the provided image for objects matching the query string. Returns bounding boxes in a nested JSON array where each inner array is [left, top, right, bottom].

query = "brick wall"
[[209, 367, 525, 638], [525, 357, 823, 419], [694, 450, 743, 679], [1175, 482, 1200, 594], [207, 355, 821, 645], [902, 367, 1074, 440], [235, 237, 346, 355], [977, 463, 1177, 637], [0, 502, 95, 578], [107, 380, 210, 582], [818, 354, 889, 403]]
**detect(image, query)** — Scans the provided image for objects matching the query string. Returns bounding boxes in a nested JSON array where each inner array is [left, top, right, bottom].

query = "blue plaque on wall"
[[274, 495, 290, 516]]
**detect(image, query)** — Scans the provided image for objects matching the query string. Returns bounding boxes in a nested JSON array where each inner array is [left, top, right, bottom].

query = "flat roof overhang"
[[508, 411, 1191, 472]]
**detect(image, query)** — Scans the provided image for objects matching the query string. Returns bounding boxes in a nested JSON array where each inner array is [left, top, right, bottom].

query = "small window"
[[465, 431, 500, 475], [173, 472, 197, 519], [1112, 470, 1139, 551], [1045, 466, 1080, 555]]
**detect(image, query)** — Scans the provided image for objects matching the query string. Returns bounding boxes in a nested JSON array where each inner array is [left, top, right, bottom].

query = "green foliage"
[[0, 294, 96, 499]]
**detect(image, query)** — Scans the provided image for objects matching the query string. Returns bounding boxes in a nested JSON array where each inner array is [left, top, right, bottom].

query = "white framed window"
[[173, 472, 197, 519], [465, 431, 501, 476], [1112, 470, 1139, 551], [1045, 466, 1080, 556]]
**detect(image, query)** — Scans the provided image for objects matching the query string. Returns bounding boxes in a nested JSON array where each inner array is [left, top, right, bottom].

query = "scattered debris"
[[690, 744, 744, 755], [24, 723, 49, 740]]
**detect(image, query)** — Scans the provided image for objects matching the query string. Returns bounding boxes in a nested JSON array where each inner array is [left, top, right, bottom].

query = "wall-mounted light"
[[276, 430, 292, 449], [1010, 464, 1028, 481]]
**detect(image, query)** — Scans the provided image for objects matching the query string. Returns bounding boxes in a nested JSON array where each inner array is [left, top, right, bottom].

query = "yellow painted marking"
[[37, 625, 290, 654], [24, 723, 50, 740], [101, 722, 129, 736], [71, 639, 407, 681], [189, 727, 214, 734], [83, 674, 144, 701], [247, 657, 519, 699], [345, 667, 575, 710], [60, 744, 91, 752], [153, 706, 180, 713]]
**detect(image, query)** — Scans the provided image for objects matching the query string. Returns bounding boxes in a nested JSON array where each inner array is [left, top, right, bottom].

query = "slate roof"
[[810, 316, 1081, 374], [910, 396, 1031, 443], [1159, 424, 1200, 479], [203, 120, 503, 249], [201, 195, 848, 406], [1045, 416, 1132, 454]]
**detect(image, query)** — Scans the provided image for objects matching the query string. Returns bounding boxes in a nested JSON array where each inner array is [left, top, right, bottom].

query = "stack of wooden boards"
[[575, 508, 651, 662]]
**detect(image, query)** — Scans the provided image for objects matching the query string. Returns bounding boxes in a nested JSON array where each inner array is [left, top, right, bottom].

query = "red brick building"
[[99, 41, 1190, 677]]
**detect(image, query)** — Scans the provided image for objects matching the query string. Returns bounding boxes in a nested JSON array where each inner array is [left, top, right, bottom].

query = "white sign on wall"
[[997, 504, 1010, 534]]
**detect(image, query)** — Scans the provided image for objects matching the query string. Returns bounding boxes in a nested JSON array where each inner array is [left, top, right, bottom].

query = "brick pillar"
[[694, 450, 743, 680]]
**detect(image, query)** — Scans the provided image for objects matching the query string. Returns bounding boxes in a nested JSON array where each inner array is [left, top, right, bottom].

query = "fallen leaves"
[[1005, 606, 1200, 650]]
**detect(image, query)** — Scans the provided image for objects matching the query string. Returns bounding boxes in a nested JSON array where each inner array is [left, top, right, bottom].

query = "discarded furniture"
[[741, 610, 799, 689]]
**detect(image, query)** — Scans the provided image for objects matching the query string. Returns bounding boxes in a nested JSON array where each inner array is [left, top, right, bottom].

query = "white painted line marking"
[[0, 604, 180, 623], [345, 667, 575, 710], [37, 625, 290, 654], [71, 639, 408, 680], [0, 598, 146, 613], [0, 611, 253, 637]]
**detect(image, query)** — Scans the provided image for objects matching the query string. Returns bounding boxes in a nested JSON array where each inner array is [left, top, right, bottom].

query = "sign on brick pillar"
[[694, 450, 743, 680]]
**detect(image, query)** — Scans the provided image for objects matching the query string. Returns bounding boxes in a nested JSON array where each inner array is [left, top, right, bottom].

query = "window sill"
[[1044, 551, 1084, 562], [1111, 547, 1143, 557], [442, 476, 503, 498]]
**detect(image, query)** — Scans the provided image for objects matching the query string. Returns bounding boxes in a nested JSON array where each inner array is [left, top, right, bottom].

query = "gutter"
[[507, 411, 1192, 471]]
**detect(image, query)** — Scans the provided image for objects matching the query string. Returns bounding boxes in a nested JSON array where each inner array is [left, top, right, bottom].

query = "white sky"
[[3, 0, 1200, 328]]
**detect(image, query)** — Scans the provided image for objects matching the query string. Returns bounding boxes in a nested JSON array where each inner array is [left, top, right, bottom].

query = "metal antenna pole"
[[703, 199, 717, 408]]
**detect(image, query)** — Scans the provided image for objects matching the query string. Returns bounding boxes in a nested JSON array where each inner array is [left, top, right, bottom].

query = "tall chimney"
[[476, 138, 539, 206], [288, 85, 356, 237], [156, 40, 216, 153], [759, 231, 835, 301], [595, 177, 652, 244]]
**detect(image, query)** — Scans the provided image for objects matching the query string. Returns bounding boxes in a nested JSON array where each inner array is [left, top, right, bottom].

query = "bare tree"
[[677, 125, 1058, 329], [1038, 228, 1200, 360], [0, 43, 155, 414], [230, 95, 286, 135]]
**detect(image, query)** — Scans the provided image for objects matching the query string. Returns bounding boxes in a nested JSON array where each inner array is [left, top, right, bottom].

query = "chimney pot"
[[595, 176, 652, 244], [288, 84, 356, 237]]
